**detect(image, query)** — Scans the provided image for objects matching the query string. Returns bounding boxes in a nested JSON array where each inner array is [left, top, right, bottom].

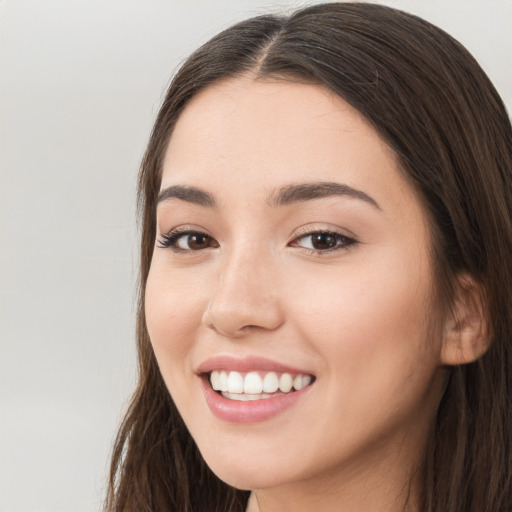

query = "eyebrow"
[[157, 181, 380, 210], [268, 182, 380, 209], [157, 185, 216, 207]]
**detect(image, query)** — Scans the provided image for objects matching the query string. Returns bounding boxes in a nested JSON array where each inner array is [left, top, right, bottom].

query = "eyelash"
[[157, 228, 357, 255], [290, 229, 357, 254], [157, 229, 219, 252]]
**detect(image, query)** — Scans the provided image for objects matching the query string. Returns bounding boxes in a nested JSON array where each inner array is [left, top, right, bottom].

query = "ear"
[[441, 274, 490, 366]]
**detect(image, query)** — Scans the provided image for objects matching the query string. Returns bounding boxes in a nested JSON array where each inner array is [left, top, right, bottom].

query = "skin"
[[145, 76, 450, 512]]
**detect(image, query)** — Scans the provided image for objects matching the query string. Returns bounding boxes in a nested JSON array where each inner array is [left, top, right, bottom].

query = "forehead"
[[161, 76, 419, 218], [165, 76, 378, 169]]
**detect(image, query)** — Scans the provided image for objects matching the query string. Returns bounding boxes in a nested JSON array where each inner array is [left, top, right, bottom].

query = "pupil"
[[312, 233, 336, 250], [189, 234, 208, 249]]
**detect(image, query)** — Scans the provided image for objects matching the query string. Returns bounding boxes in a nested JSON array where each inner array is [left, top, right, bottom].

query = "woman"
[[106, 3, 512, 511]]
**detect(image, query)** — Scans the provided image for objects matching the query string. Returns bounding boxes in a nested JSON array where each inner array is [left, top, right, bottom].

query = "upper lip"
[[196, 355, 314, 376]]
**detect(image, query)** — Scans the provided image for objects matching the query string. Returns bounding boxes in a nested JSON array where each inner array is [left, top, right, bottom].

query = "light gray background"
[[1, 1, 510, 511]]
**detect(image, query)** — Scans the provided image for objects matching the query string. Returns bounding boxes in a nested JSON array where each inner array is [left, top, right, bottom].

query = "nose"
[[201, 250, 285, 338]]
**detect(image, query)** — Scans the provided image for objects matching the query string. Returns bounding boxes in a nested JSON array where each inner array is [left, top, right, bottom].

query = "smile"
[[209, 370, 313, 400], [197, 356, 316, 422]]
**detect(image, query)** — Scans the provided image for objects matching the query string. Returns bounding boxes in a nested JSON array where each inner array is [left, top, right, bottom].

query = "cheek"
[[279, 254, 441, 456], [144, 264, 206, 374], [288, 250, 437, 386]]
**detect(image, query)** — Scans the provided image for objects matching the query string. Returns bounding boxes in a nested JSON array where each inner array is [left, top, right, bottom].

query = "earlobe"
[[440, 275, 490, 366]]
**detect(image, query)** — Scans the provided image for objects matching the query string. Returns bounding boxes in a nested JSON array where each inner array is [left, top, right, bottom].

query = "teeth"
[[223, 392, 279, 401], [219, 371, 228, 392], [292, 375, 312, 391], [279, 373, 293, 393], [262, 372, 279, 393], [301, 375, 312, 388], [211, 370, 221, 391], [209, 370, 313, 396], [227, 371, 244, 393], [244, 372, 263, 394]]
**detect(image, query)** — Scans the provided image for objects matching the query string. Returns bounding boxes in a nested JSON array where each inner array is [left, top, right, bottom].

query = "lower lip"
[[201, 377, 312, 423]]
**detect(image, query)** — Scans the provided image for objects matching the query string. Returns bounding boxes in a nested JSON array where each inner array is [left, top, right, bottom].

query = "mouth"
[[197, 356, 316, 422], [207, 370, 315, 401]]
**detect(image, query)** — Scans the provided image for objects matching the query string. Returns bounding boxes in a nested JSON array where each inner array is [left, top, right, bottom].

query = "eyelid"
[[156, 223, 357, 254], [288, 224, 358, 254], [157, 225, 218, 252], [291, 223, 357, 240]]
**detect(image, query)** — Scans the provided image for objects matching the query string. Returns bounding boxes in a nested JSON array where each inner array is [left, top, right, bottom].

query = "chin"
[[199, 444, 299, 491], [209, 464, 287, 491]]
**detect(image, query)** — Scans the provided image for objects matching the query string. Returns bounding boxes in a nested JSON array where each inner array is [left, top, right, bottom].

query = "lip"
[[201, 376, 313, 423], [196, 355, 314, 375], [197, 355, 315, 423]]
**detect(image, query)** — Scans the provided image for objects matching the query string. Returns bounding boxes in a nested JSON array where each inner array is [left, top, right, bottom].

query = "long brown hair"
[[106, 3, 512, 511]]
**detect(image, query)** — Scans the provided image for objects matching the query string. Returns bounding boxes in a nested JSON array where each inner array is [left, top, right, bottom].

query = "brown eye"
[[291, 231, 357, 253], [158, 231, 219, 251], [185, 233, 214, 250], [310, 233, 338, 250]]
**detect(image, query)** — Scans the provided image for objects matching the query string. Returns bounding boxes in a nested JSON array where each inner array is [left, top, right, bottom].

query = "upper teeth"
[[210, 370, 312, 394]]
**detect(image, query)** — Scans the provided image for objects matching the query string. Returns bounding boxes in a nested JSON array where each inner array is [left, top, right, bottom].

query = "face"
[[145, 77, 446, 493]]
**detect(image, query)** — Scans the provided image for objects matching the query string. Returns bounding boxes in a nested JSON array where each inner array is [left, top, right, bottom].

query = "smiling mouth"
[[208, 370, 315, 401]]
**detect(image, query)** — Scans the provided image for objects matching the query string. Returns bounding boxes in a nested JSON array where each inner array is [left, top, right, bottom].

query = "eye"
[[158, 230, 219, 252], [290, 230, 356, 254]]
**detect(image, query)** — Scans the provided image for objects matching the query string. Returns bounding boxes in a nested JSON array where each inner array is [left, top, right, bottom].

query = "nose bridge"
[[202, 242, 284, 336]]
